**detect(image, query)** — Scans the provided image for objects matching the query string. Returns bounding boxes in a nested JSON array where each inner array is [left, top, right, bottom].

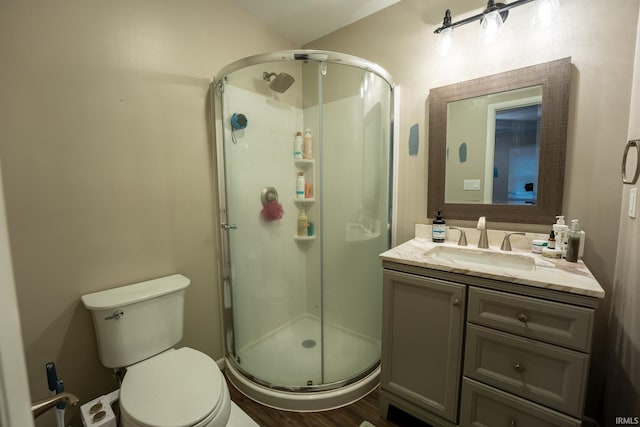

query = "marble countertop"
[[380, 225, 605, 299]]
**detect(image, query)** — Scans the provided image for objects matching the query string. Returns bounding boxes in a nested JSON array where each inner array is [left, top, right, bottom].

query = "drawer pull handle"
[[514, 362, 524, 372], [517, 313, 528, 323], [509, 420, 518, 427], [452, 298, 461, 307]]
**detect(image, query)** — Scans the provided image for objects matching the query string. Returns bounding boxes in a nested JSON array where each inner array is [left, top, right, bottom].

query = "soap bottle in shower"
[[297, 209, 308, 237], [296, 172, 305, 199], [294, 131, 303, 159], [303, 129, 313, 159]]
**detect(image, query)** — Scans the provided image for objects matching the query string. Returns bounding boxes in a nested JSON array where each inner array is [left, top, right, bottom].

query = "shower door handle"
[[221, 223, 238, 230]]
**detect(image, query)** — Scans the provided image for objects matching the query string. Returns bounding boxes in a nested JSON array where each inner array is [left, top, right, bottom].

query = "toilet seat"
[[120, 347, 230, 427]]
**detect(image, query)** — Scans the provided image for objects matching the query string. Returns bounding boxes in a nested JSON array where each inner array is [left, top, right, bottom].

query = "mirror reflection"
[[445, 86, 543, 205]]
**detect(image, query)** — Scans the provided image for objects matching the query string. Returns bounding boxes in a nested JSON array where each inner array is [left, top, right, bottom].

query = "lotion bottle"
[[553, 215, 569, 257], [432, 210, 446, 243], [303, 129, 313, 159]]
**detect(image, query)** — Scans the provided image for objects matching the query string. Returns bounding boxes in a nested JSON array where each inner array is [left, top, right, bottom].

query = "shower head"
[[263, 72, 295, 93]]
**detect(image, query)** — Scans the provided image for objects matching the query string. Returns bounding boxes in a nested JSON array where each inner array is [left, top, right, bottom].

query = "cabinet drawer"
[[467, 287, 594, 352], [464, 324, 588, 417], [460, 378, 581, 427]]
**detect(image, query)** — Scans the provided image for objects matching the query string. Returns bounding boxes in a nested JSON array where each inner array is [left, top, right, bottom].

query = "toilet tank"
[[81, 274, 190, 368]]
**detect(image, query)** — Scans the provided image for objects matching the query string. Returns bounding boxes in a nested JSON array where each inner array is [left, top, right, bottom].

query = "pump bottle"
[[553, 216, 569, 256], [565, 219, 581, 262], [432, 211, 446, 243]]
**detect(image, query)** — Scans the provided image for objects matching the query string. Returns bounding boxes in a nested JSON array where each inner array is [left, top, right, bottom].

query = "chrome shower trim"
[[225, 355, 380, 393], [214, 50, 394, 88]]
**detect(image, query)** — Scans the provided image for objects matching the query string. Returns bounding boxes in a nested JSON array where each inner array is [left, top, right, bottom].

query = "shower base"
[[224, 313, 381, 411]]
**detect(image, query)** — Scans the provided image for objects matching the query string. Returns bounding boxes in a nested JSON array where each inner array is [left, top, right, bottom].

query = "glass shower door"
[[220, 60, 321, 388], [319, 63, 392, 384]]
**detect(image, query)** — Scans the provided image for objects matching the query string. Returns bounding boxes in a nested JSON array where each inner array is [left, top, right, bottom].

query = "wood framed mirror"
[[427, 58, 571, 224]]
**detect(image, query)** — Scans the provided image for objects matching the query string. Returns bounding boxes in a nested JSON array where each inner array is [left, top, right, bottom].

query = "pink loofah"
[[260, 200, 284, 221]]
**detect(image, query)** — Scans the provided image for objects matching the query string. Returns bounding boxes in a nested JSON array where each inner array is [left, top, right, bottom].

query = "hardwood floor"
[[227, 379, 432, 427]]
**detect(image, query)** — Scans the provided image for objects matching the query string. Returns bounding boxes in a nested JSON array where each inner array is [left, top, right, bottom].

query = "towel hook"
[[622, 139, 640, 185]]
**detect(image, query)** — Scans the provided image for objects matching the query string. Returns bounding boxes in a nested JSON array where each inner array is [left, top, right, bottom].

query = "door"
[[0, 165, 35, 427]]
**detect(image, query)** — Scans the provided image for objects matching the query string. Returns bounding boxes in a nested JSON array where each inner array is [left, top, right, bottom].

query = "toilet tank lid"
[[81, 274, 190, 310]]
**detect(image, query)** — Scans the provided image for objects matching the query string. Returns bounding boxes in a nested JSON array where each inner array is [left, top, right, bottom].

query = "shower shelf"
[[294, 159, 314, 167], [294, 235, 316, 241]]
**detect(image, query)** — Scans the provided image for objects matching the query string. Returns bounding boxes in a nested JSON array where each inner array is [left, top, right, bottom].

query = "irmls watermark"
[[615, 416, 640, 425]]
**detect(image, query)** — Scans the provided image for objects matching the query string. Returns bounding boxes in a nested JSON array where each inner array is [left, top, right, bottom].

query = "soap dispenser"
[[432, 210, 446, 243]]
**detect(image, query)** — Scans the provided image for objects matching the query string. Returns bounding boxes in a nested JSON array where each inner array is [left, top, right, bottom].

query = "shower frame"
[[211, 50, 396, 411]]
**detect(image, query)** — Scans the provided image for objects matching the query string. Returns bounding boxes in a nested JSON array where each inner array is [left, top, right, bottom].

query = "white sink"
[[425, 246, 536, 271]]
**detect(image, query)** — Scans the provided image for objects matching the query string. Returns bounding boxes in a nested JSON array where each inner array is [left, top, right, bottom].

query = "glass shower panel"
[[221, 60, 321, 388], [319, 64, 391, 384]]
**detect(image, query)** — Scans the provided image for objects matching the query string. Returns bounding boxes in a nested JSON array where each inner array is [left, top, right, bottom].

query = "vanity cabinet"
[[380, 263, 598, 427]]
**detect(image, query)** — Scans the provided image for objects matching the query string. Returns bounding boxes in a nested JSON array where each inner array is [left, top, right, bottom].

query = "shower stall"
[[212, 51, 394, 410]]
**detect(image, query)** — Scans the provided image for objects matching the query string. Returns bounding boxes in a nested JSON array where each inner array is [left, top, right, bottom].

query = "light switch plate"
[[464, 179, 481, 191], [629, 188, 637, 218]]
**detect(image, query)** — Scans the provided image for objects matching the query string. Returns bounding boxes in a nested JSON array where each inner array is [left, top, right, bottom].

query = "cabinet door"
[[381, 270, 466, 423]]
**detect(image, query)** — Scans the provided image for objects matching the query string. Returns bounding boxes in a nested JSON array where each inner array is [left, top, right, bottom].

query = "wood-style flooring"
[[228, 380, 432, 427]]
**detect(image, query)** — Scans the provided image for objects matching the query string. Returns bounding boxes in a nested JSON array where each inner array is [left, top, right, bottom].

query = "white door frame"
[[0, 162, 35, 427], [484, 95, 542, 203]]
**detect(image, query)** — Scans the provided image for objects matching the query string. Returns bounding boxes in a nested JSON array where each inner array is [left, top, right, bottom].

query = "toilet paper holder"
[[80, 389, 119, 427]]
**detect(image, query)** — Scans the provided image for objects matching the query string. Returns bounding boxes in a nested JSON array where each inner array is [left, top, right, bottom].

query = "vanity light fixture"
[[434, 0, 559, 55]]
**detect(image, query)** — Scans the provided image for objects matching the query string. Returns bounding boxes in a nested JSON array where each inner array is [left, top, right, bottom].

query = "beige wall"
[[306, 0, 640, 421], [604, 5, 640, 423], [0, 0, 296, 425], [2, 0, 639, 424]]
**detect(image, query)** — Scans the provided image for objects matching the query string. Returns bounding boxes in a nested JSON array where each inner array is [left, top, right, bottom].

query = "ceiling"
[[225, 0, 403, 45]]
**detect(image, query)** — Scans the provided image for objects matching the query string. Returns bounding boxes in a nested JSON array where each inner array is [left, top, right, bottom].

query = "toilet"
[[81, 274, 256, 427]]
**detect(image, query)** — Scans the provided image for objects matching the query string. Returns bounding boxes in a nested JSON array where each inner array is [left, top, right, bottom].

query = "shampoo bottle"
[[296, 172, 305, 199], [297, 209, 308, 237], [303, 129, 313, 159], [432, 210, 446, 243], [553, 215, 569, 256], [565, 219, 581, 262], [294, 131, 303, 159]]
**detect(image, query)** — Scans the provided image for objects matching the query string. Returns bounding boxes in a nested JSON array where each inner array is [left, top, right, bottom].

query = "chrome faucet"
[[448, 227, 467, 246], [500, 232, 525, 251], [31, 392, 79, 419], [477, 216, 489, 249]]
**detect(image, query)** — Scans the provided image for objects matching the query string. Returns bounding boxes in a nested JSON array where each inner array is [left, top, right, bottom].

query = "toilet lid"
[[120, 347, 224, 427]]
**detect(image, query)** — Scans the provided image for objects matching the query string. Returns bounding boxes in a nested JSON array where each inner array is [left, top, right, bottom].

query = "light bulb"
[[436, 27, 454, 56], [480, 10, 504, 44], [533, 0, 560, 27]]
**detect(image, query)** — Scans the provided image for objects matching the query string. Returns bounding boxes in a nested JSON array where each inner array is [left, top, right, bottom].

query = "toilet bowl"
[[119, 348, 231, 427]]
